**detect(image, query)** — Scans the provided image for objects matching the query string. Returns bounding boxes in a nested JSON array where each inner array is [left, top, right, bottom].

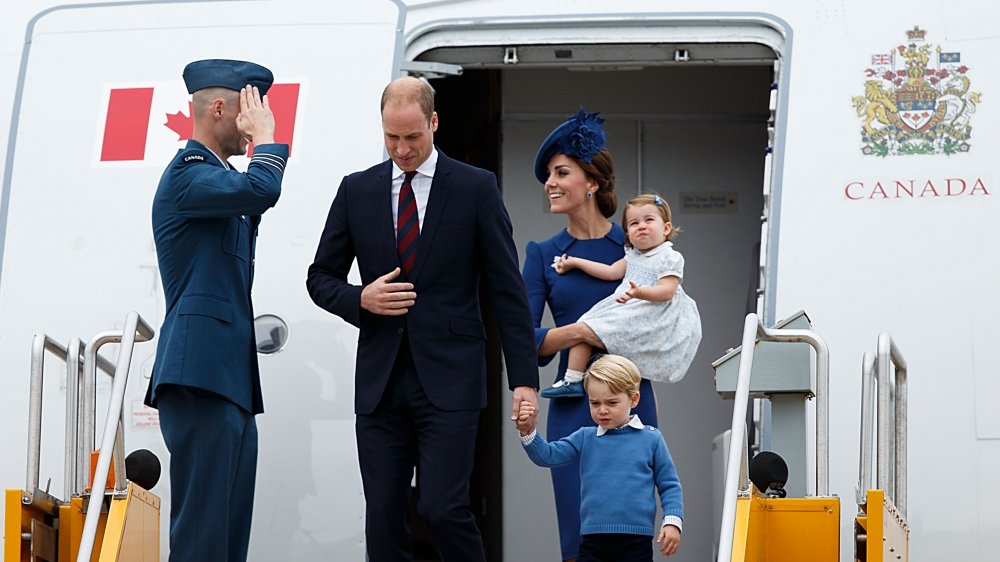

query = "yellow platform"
[[98, 482, 159, 562], [855, 489, 908, 562], [731, 494, 841, 562], [5, 488, 55, 562], [5, 483, 158, 562]]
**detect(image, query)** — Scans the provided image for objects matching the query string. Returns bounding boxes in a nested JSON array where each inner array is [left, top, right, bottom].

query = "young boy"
[[516, 355, 683, 560]]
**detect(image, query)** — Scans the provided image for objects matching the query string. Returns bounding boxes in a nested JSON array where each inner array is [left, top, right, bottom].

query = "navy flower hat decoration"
[[533, 107, 608, 183]]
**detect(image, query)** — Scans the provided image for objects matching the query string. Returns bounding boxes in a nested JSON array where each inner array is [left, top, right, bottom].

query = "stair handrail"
[[25, 334, 116, 511], [61, 337, 118, 499], [25, 334, 69, 508], [76, 311, 154, 562], [64, 337, 82, 501], [856, 333, 907, 515], [857, 351, 875, 509], [80, 323, 148, 496], [716, 313, 830, 562]]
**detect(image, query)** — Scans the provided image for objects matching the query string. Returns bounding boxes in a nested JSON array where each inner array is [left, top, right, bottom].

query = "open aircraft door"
[[0, 1, 404, 559]]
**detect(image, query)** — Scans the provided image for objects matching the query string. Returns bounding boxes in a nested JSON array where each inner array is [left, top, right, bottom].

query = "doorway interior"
[[422, 41, 776, 562]]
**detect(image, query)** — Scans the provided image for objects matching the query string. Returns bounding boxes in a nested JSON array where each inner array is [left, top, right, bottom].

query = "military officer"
[[145, 59, 288, 562]]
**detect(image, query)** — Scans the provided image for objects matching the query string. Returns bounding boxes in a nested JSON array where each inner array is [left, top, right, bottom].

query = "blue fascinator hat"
[[534, 107, 607, 183]]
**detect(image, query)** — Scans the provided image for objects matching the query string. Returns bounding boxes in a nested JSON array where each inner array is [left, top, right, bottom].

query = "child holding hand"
[[516, 355, 683, 560]]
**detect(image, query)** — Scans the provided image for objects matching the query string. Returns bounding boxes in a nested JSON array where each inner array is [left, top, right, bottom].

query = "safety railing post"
[[716, 313, 830, 562], [76, 311, 154, 562], [73, 332, 122, 496], [867, 333, 907, 516], [856, 351, 875, 507], [64, 337, 83, 501]]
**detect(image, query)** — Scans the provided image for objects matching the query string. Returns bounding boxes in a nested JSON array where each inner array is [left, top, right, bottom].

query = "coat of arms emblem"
[[853, 27, 982, 156]]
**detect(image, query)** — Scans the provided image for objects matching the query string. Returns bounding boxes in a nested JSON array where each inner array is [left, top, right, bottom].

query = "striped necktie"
[[396, 171, 419, 274]]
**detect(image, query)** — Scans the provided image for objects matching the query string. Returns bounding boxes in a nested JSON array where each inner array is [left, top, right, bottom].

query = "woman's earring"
[[586, 192, 594, 200]]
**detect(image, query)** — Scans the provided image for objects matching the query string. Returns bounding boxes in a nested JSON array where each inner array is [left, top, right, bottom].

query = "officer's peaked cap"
[[183, 59, 274, 95]]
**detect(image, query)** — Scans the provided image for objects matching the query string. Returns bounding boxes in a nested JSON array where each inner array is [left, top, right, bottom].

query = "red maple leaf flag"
[[98, 82, 301, 165], [164, 102, 194, 141], [100, 87, 154, 161]]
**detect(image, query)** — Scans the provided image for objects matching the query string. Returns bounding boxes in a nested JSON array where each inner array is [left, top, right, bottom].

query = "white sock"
[[563, 369, 584, 383]]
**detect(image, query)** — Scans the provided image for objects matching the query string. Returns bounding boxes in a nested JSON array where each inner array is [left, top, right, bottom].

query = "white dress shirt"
[[391, 147, 437, 233]]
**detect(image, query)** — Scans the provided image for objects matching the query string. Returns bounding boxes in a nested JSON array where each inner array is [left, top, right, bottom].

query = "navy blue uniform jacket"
[[306, 151, 539, 414], [146, 140, 288, 415]]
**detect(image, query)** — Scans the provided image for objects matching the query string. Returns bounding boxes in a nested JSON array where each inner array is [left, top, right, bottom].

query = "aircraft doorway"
[[424, 42, 776, 562]]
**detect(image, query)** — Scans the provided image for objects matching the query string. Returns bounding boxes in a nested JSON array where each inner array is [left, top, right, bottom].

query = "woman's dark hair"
[[572, 149, 616, 218]]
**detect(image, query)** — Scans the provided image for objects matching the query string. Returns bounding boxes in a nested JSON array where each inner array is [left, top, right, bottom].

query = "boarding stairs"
[[712, 312, 909, 562], [4, 312, 159, 562]]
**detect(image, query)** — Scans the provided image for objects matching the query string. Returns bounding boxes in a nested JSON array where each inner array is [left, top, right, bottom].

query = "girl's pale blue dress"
[[522, 225, 658, 560], [579, 242, 702, 383]]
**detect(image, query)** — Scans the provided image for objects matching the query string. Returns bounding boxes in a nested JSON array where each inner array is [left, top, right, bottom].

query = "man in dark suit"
[[146, 59, 288, 562], [307, 76, 539, 561]]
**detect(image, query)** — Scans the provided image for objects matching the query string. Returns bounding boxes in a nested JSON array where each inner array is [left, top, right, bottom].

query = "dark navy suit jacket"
[[146, 140, 287, 414], [307, 150, 538, 414]]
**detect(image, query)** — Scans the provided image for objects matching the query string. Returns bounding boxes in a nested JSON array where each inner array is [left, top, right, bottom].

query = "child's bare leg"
[[567, 342, 591, 377], [540, 329, 593, 399]]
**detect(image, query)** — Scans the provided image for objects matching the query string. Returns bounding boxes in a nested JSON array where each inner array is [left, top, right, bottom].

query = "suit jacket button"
[[397, 328, 404, 335]]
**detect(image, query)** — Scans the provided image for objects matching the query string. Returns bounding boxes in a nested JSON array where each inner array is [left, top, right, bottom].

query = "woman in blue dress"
[[521, 108, 659, 562]]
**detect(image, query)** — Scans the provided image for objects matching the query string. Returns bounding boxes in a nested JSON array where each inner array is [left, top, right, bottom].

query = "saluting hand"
[[360, 267, 417, 316], [236, 85, 276, 145]]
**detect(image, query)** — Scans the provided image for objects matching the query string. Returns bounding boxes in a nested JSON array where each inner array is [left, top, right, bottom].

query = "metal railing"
[[24, 334, 116, 511], [81, 329, 136, 495], [77, 311, 154, 562], [857, 333, 907, 514], [716, 313, 830, 562]]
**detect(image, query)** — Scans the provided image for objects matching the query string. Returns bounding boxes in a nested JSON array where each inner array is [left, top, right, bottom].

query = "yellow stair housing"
[[5, 484, 158, 562], [97, 483, 159, 562], [730, 493, 840, 562], [855, 489, 909, 562]]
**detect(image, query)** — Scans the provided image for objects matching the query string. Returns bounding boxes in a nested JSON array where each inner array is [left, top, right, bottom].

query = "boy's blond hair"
[[584, 355, 641, 397]]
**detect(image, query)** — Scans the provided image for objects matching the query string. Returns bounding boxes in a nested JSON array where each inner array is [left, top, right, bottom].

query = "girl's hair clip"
[[653, 194, 664, 206]]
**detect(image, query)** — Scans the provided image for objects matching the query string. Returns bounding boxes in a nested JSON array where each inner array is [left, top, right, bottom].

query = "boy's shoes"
[[540, 379, 584, 399]]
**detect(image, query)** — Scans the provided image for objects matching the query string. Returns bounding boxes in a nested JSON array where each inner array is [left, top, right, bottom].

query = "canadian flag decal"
[[97, 82, 301, 165], [164, 102, 195, 142], [101, 88, 155, 161]]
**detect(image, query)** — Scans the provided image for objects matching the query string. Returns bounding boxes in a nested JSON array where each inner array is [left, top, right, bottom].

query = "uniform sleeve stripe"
[[251, 159, 285, 173], [250, 153, 286, 172], [251, 153, 286, 167]]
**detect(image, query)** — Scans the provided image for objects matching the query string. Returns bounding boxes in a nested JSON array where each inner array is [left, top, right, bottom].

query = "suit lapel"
[[409, 151, 451, 282]]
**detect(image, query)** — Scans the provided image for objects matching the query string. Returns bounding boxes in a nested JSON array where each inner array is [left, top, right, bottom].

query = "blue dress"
[[522, 225, 659, 560]]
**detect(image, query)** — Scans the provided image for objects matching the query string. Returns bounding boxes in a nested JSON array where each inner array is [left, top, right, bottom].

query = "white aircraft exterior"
[[0, 1, 997, 561]]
